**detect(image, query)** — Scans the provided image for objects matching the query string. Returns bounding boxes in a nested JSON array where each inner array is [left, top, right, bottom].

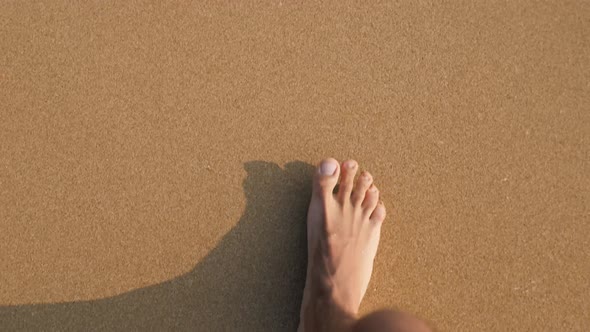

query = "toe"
[[337, 160, 358, 202], [351, 171, 373, 206], [370, 201, 387, 224], [313, 158, 340, 198], [362, 184, 380, 217]]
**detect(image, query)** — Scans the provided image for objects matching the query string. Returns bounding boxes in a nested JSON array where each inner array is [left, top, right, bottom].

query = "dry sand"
[[1, 1, 588, 331]]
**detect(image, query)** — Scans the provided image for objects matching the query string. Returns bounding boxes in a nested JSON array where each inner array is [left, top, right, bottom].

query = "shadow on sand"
[[0, 160, 315, 331]]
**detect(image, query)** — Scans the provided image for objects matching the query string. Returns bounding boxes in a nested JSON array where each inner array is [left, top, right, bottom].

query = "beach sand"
[[0, 1, 588, 331]]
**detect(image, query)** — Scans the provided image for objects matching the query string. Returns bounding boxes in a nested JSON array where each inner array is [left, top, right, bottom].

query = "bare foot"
[[298, 158, 386, 332]]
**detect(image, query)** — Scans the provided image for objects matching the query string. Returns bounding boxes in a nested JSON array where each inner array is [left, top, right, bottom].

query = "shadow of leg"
[[0, 160, 314, 332]]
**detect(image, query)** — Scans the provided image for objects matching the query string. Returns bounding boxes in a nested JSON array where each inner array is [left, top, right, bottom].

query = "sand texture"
[[1, 1, 589, 331]]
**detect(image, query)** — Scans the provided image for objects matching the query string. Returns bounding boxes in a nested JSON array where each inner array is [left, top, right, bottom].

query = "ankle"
[[300, 292, 358, 332]]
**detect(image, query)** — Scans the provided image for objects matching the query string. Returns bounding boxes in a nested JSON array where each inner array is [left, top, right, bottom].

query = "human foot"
[[298, 158, 386, 332]]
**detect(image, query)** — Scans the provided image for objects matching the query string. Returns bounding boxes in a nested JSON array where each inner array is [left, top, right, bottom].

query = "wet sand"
[[1, 1, 588, 331]]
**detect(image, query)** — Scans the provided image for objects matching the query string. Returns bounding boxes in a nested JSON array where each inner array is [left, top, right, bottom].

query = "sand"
[[0, 1, 588, 331]]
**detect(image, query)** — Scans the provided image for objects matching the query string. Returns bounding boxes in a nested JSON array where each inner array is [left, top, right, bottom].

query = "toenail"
[[320, 160, 337, 175], [369, 185, 377, 192], [345, 161, 357, 169]]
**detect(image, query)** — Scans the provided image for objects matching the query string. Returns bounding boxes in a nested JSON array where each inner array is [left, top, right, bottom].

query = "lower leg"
[[353, 310, 433, 332]]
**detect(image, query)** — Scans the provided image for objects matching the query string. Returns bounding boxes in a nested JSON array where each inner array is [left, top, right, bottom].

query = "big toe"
[[313, 158, 340, 197]]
